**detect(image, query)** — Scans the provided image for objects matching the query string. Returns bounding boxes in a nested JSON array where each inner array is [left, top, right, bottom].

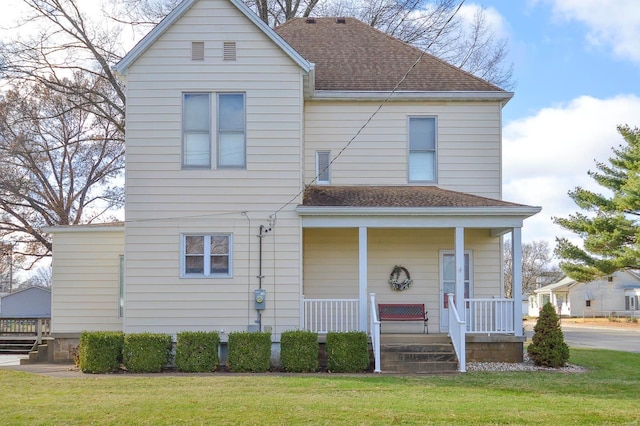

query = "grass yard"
[[1, 348, 639, 425]]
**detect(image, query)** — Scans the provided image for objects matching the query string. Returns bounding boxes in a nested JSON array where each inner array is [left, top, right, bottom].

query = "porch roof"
[[297, 186, 541, 231], [301, 186, 528, 208]]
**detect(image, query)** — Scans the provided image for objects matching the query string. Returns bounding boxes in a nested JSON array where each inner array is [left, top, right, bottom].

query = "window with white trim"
[[183, 93, 211, 168], [408, 116, 436, 182], [316, 150, 330, 184], [217, 93, 245, 168], [182, 234, 232, 277]]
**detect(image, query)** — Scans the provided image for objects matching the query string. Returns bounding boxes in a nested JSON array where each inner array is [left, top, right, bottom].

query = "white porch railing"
[[369, 293, 381, 373], [447, 293, 466, 373], [302, 297, 359, 333], [465, 298, 515, 335]]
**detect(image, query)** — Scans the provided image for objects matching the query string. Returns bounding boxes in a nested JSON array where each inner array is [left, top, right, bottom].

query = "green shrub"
[[528, 302, 570, 367], [227, 332, 271, 372], [123, 333, 172, 373], [326, 331, 370, 373], [175, 331, 220, 372], [280, 330, 318, 373], [78, 331, 124, 374]]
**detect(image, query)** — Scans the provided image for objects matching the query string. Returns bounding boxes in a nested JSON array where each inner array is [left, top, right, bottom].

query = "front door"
[[440, 251, 472, 332]]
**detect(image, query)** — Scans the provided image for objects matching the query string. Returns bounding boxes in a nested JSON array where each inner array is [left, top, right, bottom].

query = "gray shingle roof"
[[302, 186, 529, 208], [275, 17, 505, 92]]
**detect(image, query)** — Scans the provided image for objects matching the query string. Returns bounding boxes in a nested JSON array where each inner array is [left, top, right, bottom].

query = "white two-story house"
[[45, 0, 540, 372]]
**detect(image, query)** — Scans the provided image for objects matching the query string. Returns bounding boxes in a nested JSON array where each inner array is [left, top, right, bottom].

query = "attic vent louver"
[[191, 42, 204, 61], [306, 18, 316, 24], [223, 41, 236, 61], [336, 17, 346, 24]]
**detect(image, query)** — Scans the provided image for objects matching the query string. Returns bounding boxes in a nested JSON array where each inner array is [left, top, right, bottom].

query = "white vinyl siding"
[[182, 234, 232, 278], [49, 227, 125, 333], [409, 116, 436, 182], [304, 101, 503, 198], [183, 93, 211, 168], [217, 93, 246, 168], [316, 150, 330, 184], [123, 0, 304, 335]]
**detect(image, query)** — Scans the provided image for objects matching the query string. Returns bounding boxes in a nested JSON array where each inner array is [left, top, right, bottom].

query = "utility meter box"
[[254, 289, 266, 310]]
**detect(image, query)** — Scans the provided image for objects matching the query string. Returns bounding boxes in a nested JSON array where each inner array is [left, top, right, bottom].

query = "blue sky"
[[469, 0, 640, 249]]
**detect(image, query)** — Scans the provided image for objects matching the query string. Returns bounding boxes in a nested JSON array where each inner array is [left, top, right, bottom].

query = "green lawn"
[[1, 349, 639, 425]]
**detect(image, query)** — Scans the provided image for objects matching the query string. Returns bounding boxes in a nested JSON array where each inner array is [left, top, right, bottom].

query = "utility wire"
[[270, 0, 467, 219]]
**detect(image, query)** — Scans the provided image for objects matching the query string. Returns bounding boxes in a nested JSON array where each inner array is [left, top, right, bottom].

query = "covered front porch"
[[296, 186, 540, 372]]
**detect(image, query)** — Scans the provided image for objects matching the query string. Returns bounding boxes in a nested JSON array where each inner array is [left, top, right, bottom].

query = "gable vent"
[[191, 42, 204, 61], [336, 17, 346, 24], [223, 41, 236, 61], [306, 18, 316, 24]]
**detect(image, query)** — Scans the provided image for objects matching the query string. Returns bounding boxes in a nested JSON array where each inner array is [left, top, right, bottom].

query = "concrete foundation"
[[465, 334, 525, 363]]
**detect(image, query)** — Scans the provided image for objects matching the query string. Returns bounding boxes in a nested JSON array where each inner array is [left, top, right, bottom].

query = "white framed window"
[[316, 150, 330, 184], [183, 93, 211, 168], [181, 234, 232, 278], [408, 116, 436, 182], [217, 93, 246, 168]]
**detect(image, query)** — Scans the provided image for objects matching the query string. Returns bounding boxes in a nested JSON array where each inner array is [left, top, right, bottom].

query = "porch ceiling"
[[297, 186, 541, 231]]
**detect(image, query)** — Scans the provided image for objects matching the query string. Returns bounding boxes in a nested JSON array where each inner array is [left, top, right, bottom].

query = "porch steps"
[[380, 334, 458, 374]]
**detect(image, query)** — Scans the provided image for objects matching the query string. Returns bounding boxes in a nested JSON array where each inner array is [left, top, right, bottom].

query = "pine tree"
[[554, 125, 640, 281], [527, 302, 570, 367]]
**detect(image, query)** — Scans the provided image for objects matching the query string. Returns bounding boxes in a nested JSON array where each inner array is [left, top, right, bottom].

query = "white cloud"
[[539, 0, 640, 65], [458, 3, 511, 39], [503, 94, 640, 248]]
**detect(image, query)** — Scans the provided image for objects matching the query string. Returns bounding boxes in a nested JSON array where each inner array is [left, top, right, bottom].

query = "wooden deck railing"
[[0, 318, 51, 343]]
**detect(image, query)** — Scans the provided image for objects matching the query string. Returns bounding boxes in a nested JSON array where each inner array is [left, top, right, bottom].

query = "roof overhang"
[[42, 224, 125, 234], [113, 0, 314, 78], [296, 206, 541, 233], [309, 90, 514, 105]]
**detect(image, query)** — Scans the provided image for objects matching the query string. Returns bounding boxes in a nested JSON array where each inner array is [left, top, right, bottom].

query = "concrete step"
[[380, 334, 450, 344], [383, 360, 458, 374], [379, 336, 459, 374]]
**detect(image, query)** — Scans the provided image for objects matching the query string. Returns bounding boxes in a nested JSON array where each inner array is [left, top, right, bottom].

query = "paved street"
[[525, 321, 640, 353]]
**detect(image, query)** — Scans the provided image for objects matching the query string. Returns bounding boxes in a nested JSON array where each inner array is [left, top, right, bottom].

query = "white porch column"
[[512, 228, 523, 337], [455, 227, 465, 322], [359, 227, 368, 331]]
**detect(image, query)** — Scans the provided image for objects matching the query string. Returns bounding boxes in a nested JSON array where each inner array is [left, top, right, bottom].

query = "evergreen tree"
[[554, 125, 640, 282], [528, 302, 569, 367]]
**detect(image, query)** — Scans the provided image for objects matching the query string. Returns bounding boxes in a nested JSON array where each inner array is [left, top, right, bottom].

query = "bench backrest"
[[378, 303, 425, 320]]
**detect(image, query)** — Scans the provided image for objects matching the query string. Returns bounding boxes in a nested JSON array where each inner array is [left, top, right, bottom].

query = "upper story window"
[[316, 150, 330, 184], [217, 93, 245, 168], [408, 116, 436, 182], [182, 93, 246, 169], [183, 93, 211, 168], [182, 234, 232, 278]]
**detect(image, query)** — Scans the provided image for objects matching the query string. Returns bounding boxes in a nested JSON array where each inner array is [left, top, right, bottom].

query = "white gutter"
[[310, 90, 514, 104], [296, 206, 541, 217]]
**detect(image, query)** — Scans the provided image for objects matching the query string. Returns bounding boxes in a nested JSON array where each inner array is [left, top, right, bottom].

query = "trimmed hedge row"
[[77, 330, 369, 374]]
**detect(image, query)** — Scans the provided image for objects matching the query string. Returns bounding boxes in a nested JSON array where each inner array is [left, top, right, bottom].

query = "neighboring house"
[[532, 276, 574, 317], [569, 271, 640, 318], [0, 287, 51, 318], [45, 0, 540, 370], [532, 271, 640, 318]]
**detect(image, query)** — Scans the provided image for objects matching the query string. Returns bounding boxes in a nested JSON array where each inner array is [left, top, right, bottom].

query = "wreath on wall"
[[388, 265, 413, 291]]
